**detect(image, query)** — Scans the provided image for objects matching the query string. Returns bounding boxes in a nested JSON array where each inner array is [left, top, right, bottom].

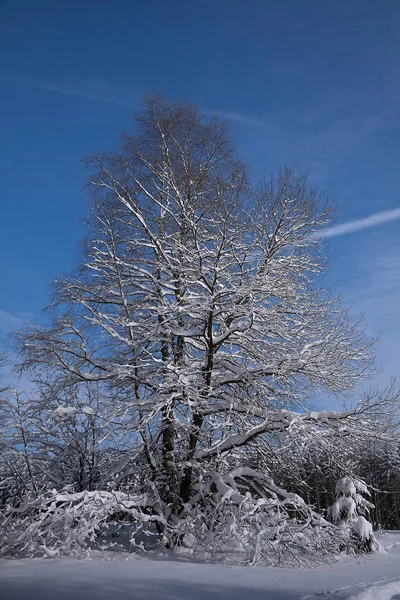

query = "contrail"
[[15, 76, 140, 109], [322, 207, 400, 238]]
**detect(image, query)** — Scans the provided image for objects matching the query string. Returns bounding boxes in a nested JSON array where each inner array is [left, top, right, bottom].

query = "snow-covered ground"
[[1, 532, 400, 600]]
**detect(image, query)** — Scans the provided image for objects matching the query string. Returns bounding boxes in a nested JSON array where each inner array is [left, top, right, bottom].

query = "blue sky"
[[0, 0, 399, 399]]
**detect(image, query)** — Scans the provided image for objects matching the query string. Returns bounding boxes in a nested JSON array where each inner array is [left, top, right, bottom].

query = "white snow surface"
[[1, 532, 400, 600]]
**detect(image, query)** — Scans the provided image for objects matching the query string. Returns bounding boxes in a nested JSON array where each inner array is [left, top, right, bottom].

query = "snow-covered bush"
[[0, 489, 159, 558], [0, 473, 352, 566], [174, 467, 353, 566], [328, 477, 379, 552]]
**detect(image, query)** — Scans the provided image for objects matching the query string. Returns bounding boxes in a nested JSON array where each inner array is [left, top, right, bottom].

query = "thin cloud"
[[0, 309, 31, 334], [322, 207, 400, 238], [204, 108, 267, 127], [333, 240, 400, 388], [12, 75, 266, 126], [17, 76, 140, 109]]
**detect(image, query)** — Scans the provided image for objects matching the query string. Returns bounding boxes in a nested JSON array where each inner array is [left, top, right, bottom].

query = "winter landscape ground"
[[1, 531, 400, 600]]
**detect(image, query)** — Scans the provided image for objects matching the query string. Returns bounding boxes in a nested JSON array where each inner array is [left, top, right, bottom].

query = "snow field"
[[0, 531, 400, 600]]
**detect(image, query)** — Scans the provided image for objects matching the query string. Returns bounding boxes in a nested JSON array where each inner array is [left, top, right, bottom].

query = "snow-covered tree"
[[10, 95, 384, 563], [328, 476, 379, 552]]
